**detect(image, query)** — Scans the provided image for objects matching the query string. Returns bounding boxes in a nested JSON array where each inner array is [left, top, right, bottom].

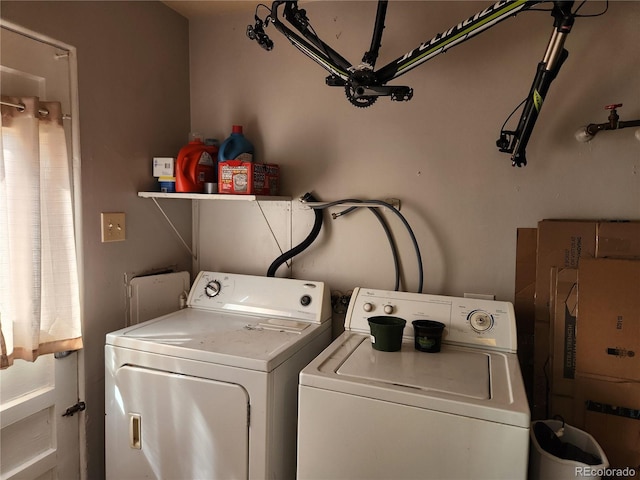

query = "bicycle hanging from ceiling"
[[247, 1, 607, 167]]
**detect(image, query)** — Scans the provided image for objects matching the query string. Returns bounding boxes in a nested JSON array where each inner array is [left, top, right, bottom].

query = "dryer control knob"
[[300, 294, 312, 307], [384, 304, 394, 314], [204, 280, 221, 298], [363, 303, 373, 312]]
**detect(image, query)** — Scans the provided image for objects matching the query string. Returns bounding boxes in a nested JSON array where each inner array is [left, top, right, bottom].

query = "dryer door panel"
[[106, 365, 249, 479]]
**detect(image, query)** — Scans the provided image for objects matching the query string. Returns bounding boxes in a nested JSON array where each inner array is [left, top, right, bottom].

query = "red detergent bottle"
[[175, 133, 218, 192]]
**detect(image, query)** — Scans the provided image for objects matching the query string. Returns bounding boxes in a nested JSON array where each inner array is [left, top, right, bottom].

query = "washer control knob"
[[204, 280, 221, 298], [384, 304, 394, 315], [363, 303, 373, 312], [468, 310, 494, 332]]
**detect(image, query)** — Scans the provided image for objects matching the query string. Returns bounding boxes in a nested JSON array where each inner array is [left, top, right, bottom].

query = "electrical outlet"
[[101, 212, 126, 242]]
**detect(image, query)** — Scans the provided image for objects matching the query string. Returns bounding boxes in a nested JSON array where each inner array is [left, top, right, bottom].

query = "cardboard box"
[[597, 222, 640, 259], [574, 374, 640, 470], [153, 157, 174, 177], [532, 220, 598, 419], [218, 161, 279, 195], [535, 220, 597, 327], [514, 228, 537, 406], [515, 228, 537, 337], [535, 219, 640, 327], [551, 268, 578, 396], [529, 220, 640, 419], [576, 258, 640, 381]]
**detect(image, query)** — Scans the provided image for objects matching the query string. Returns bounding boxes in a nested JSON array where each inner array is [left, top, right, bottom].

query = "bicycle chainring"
[[345, 85, 377, 108]]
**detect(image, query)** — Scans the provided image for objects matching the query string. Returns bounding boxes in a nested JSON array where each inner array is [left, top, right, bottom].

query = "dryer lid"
[[106, 308, 327, 372]]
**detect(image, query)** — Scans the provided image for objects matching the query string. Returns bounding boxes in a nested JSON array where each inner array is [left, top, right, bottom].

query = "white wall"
[[188, 1, 640, 300]]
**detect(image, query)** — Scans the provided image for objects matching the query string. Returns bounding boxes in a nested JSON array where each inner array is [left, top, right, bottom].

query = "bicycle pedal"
[[390, 87, 413, 102]]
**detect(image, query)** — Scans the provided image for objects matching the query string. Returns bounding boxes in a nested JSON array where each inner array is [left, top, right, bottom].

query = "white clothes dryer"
[[105, 271, 332, 480], [297, 287, 530, 480]]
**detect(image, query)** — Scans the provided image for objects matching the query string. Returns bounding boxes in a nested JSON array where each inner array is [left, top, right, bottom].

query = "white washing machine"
[[105, 271, 332, 480], [297, 287, 530, 479]]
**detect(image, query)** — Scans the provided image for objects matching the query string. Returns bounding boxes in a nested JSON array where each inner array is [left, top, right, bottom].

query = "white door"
[[0, 24, 82, 480], [105, 364, 250, 480]]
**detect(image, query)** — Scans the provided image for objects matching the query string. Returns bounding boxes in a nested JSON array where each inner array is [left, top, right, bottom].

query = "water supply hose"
[[310, 198, 424, 293], [327, 199, 401, 291], [266, 192, 323, 277]]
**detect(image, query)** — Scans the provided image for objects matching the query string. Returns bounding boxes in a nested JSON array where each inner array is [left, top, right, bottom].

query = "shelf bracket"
[[150, 197, 196, 260]]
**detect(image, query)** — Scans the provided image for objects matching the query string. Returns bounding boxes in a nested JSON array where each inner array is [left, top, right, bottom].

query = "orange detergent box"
[[218, 160, 279, 195]]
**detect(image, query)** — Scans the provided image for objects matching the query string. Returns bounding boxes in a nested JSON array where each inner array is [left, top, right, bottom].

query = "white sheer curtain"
[[0, 96, 82, 368]]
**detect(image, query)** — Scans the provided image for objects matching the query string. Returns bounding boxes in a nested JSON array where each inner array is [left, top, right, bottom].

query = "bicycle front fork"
[[498, 1, 575, 167]]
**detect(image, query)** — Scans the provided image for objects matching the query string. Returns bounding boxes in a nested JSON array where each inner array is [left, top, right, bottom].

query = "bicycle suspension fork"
[[498, 1, 575, 167]]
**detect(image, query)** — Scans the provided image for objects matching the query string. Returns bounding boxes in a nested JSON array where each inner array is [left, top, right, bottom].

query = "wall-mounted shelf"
[[138, 191, 291, 263], [138, 192, 290, 201]]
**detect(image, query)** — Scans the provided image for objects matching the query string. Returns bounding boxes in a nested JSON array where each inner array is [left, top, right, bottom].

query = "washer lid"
[[299, 333, 530, 428], [106, 308, 327, 372], [337, 341, 490, 399]]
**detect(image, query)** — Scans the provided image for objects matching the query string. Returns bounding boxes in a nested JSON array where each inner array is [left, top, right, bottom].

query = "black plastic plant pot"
[[368, 316, 406, 352], [412, 320, 445, 353]]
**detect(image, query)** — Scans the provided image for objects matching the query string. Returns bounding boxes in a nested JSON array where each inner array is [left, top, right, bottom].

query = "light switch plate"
[[101, 212, 126, 242]]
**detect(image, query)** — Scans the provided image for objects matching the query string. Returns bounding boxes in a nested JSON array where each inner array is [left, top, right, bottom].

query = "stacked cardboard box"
[[516, 220, 640, 470], [514, 228, 537, 409], [574, 258, 640, 470]]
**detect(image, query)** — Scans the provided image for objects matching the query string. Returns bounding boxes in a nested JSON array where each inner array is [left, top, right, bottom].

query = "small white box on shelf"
[[153, 157, 175, 177]]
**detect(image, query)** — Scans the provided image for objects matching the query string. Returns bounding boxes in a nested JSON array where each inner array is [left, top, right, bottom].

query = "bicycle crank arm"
[[352, 85, 413, 102]]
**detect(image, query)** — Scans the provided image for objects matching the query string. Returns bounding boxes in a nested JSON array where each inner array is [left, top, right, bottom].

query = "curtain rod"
[[1, 100, 48, 116], [0, 100, 71, 120]]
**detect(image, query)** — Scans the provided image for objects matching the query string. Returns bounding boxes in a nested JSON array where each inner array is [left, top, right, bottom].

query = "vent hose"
[[267, 192, 323, 277]]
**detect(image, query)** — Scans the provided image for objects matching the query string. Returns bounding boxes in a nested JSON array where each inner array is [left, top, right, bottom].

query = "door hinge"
[[62, 401, 86, 417]]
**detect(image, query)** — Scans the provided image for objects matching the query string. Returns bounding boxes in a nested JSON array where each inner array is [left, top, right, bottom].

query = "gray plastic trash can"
[[529, 420, 609, 480]]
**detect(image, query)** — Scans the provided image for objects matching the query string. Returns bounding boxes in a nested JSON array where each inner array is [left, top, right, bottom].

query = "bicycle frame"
[[250, 0, 578, 167]]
